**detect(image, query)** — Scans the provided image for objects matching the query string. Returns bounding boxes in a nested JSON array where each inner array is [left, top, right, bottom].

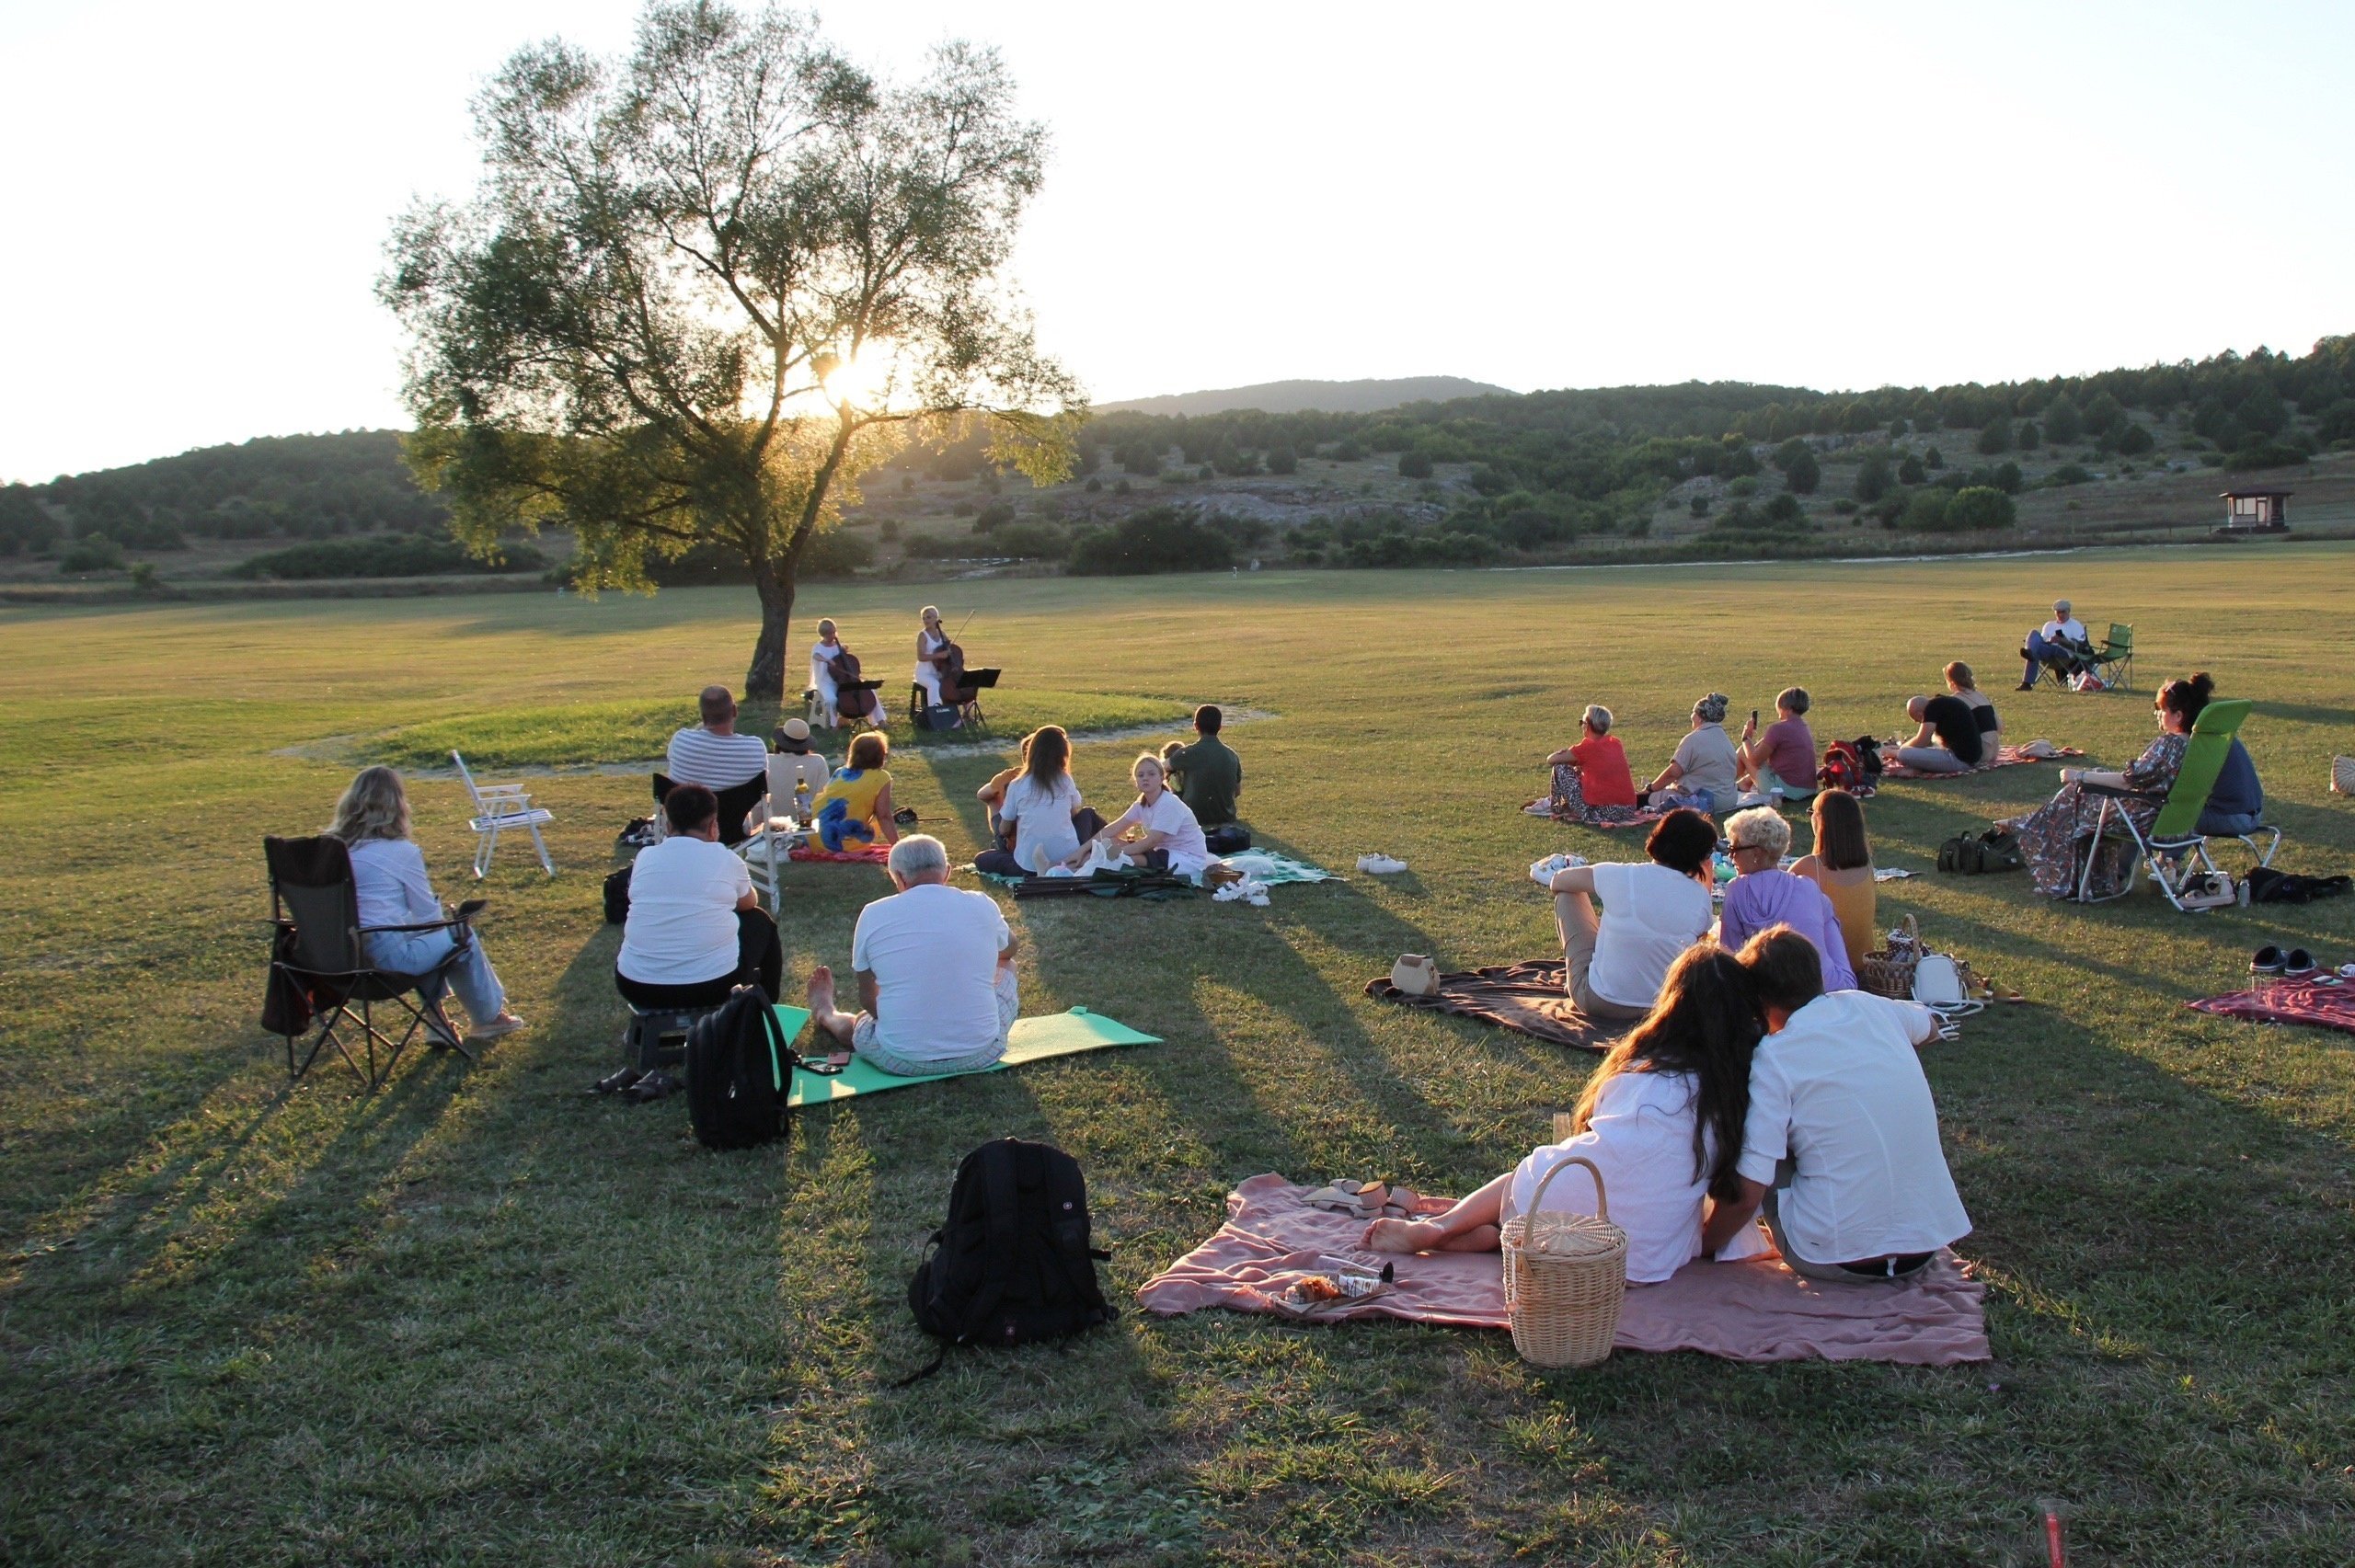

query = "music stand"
[[837, 679, 885, 734], [954, 668, 1000, 727]]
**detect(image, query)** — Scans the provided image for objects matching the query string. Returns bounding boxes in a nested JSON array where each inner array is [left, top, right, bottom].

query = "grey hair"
[[328, 765, 410, 843], [2053, 600, 2071, 615], [1693, 692, 1730, 725], [1725, 806, 1792, 858], [887, 834, 949, 878], [1582, 703, 1613, 736]]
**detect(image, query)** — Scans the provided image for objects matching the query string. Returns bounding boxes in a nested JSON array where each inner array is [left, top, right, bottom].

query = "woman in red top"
[[1547, 704, 1638, 809]]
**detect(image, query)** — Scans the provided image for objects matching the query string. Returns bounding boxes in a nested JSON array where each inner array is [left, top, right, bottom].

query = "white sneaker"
[[1528, 853, 1586, 887], [1356, 853, 1407, 874]]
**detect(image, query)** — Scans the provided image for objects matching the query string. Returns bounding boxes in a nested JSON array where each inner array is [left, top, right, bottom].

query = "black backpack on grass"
[[603, 865, 632, 924], [902, 1138, 1112, 1381], [684, 986, 797, 1151], [1938, 828, 2024, 875]]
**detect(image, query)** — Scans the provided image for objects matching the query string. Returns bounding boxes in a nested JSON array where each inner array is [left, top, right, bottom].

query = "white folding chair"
[[744, 753, 830, 910], [452, 750, 556, 878]]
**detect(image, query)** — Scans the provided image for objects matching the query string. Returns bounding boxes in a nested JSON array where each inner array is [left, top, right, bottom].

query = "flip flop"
[[590, 1065, 646, 1096]]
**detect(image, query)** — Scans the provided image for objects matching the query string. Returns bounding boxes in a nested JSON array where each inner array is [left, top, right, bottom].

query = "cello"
[[927, 611, 982, 714], [827, 644, 879, 722]]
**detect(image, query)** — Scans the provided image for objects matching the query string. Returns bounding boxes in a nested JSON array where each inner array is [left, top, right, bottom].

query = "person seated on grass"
[[1545, 807, 1718, 1023], [982, 725, 1101, 876], [1638, 693, 1739, 815], [1701, 927, 1970, 1283], [1717, 807, 1856, 990], [1943, 660, 2002, 754], [1066, 752, 1213, 878], [806, 834, 1019, 1077], [1735, 687, 1817, 805], [1545, 703, 1637, 812], [659, 684, 771, 845], [607, 784, 786, 1099], [2018, 599, 2091, 691], [331, 765, 525, 1048], [1891, 688, 1987, 774], [2005, 673, 2203, 899], [808, 731, 899, 853], [1361, 944, 1767, 1282], [1790, 788, 1878, 977], [1167, 704, 1245, 827]]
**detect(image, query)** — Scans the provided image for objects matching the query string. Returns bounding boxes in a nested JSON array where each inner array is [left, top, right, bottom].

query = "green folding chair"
[[2088, 623, 2134, 691], [2077, 698, 2281, 908]]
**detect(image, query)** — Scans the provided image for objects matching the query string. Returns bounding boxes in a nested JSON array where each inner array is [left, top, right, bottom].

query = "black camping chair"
[[651, 772, 768, 847], [264, 835, 479, 1091]]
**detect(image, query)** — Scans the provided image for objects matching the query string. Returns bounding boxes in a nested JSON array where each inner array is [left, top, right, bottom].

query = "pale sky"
[[2, 0, 2349, 481]]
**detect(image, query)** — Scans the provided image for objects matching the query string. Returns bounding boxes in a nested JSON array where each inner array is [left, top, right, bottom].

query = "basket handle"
[[1525, 1153, 1609, 1224]]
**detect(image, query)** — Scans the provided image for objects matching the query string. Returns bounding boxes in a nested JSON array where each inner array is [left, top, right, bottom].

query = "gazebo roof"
[[2219, 486, 2293, 498]]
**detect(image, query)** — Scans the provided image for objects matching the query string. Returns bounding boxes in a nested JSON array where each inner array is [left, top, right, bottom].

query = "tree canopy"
[[381, 0, 1080, 695]]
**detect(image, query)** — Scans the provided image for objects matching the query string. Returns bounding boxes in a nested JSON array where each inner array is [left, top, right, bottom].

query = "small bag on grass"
[[1500, 1154, 1627, 1368], [1859, 914, 1923, 1000]]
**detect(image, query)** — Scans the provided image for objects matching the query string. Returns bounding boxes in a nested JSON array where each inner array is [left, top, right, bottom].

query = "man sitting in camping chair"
[[657, 685, 771, 846], [2018, 600, 2094, 691]]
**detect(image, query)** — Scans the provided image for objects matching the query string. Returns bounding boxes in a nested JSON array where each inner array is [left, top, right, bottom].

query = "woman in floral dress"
[[2010, 672, 2211, 898]]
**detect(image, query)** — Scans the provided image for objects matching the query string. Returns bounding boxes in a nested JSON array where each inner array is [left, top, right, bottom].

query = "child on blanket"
[[1063, 753, 1213, 879], [1363, 944, 1771, 1283]]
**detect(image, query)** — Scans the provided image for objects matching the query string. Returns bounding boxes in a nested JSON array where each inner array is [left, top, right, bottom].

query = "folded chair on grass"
[[453, 750, 555, 877], [2077, 698, 2282, 908], [745, 752, 832, 911], [264, 835, 478, 1090], [2089, 623, 2134, 692]]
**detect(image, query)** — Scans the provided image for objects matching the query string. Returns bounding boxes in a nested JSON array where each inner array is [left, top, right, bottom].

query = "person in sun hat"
[[1639, 692, 1739, 815], [2019, 599, 2091, 690]]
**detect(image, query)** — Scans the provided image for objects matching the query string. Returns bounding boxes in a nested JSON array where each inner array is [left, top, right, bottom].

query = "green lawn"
[[3, 550, 2352, 1565]]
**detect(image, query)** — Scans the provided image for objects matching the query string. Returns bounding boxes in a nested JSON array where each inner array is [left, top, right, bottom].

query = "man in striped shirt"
[[666, 686, 770, 792]]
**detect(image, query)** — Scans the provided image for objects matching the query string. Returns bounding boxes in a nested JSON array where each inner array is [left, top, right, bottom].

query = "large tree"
[[381, 2, 1080, 696]]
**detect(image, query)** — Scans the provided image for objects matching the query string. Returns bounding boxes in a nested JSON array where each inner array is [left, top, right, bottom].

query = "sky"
[[2, 0, 2349, 480]]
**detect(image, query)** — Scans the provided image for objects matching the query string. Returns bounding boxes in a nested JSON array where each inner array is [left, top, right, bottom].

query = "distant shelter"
[[2218, 486, 2291, 533]]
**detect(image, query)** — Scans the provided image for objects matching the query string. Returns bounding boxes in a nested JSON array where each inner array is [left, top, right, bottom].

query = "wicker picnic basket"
[[1858, 913, 1923, 1000], [1499, 1154, 1627, 1368]]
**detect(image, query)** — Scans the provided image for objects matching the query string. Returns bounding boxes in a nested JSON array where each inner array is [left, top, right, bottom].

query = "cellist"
[[913, 605, 951, 709], [810, 619, 882, 729]]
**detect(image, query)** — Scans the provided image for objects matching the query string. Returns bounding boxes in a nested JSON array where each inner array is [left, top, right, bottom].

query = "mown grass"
[[358, 690, 1191, 771], [2, 551, 2352, 1565]]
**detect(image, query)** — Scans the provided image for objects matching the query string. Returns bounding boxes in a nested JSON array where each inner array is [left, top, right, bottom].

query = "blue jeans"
[[2196, 807, 2262, 837], [2022, 631, 2078, 686], [362, 926, 505, 1025]]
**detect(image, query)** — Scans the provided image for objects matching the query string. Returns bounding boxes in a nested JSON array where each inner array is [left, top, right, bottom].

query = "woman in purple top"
[[1735, 687, 1817, 802], [1716, 807, 1856, 990]]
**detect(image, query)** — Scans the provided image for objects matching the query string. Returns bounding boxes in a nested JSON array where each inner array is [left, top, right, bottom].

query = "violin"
[[827, 645, 878, 719]]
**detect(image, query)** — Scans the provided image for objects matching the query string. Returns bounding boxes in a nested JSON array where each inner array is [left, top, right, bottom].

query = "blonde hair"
[[1725, 806, 1792, 858], [920, 604, 941, 622], [816, 618, 838, 638], [1131, 751, 1166, 789], [847, 731, 890, 771], [328, 765, 410, 843]]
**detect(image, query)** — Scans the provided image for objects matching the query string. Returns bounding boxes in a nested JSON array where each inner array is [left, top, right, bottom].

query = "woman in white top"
[[328, 766, 524, 1046], [913, 605, 948, 707], [1066, 753, 1212, 879], [998, 725, 1087, 874], [810, 618, 847, 726], [1364, 944, 1766, 1284]]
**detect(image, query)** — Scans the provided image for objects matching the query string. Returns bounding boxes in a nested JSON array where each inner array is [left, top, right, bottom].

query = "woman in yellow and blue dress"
[[810, 731, 899, 853]]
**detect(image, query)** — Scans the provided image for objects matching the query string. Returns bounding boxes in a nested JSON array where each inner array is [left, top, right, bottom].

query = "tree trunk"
[[745, 555, 796, 701]]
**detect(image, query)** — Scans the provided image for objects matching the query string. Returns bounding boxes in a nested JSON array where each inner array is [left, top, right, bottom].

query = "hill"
[[1096, 375, 1514, 417]]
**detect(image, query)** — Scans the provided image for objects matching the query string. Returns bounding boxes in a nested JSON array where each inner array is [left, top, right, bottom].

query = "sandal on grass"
[[591, 1066, 646, 1096]]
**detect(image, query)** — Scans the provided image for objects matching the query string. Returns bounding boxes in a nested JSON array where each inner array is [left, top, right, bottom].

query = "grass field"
[[4, 548, 2353, 1565]]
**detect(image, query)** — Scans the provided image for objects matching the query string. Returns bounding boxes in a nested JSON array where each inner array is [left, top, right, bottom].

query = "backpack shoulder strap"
[[950, 1139, 1023, 1342]]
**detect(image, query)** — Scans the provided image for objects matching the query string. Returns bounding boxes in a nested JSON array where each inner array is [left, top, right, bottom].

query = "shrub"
[[2225, 442, 2308, 470], [2113, 422, 2154, 455], [1084, 475, 1102, 492], [1784, 450, 1821, 494], [1832, 498, 1859, 515], [1266, 444, 1298, 475], [1924, 446, 1945, 469], [1689, 493, 1713, 517], [1397, 450, 1434, 479], [895, 532, 968, 560], [2047, 464, 2093, 486], [2042, 395, 2084, 444], [129, 561, 161, 592], [234, 535, 547, 580], [1113, 478, 1132, 495], [1897, 453, 1926, 485], [971, 502, 1017, 533], [1975, 419, 2012, 455], [1211, 441, 1258, 478], [986, 521, 1067, 560], [2234, 383, 2288, 438], [58, 533, 127, 573], [802, 529, 876, 578], [1327, 438, 1365, 463], [1765, 492, 1804, 524], [0, 484, 58, 555], [1065, 507, 1235, 575], [2016, 420, 2040, 450], [878, 519, 902, 542], [1772, 437, 1811, 472], [1727, 475, 1760, 498], [1898, 489, 1950, 532], [1888, 418, 1909, 439], [1855, 450, 1893, 503], [1992, 461, 2023, 495], [2317, 398, 2355, 442], [1468, 464, 1511, 496], [1945, 486, 2016, 531]]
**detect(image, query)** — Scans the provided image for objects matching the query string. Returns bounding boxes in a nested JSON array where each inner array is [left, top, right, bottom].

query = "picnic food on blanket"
[[1274, 1262, 1397, 1315], [1501, 1155, 1628, 1368]]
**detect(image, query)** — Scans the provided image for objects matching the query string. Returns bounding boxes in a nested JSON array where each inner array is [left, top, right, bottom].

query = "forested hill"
[[1, 430, 445, 555], [1097, 375, 1512, 417]]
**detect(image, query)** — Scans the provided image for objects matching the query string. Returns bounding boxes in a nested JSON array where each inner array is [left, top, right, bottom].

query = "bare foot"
[[808, 964, 836, 1015], [1362, 1218, 1449, 1253]]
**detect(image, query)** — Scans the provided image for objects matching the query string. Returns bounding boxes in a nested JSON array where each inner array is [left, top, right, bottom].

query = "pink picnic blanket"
[[788, 842, 892, 864], [1878, 743, 2085, 782], [1520, 797, 1672, 829], [1138, 1175, 1989, 1365], [2188, 980, 2355, 1036]]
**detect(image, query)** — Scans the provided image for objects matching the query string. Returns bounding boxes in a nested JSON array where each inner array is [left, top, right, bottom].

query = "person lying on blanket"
[[1361, 944, 1770, 1282], [805, 835, 1019, 1076], [978, 725, 1105, 876], [1063, 753, 1214, 878], [1545, 808, 1717, 1023], [809, 731, 899, 853], [1717, 807, 1856, 990], [1700, 926, 1971, 1283], [1638, 692, 1739, 815], [1734, 687, 1817, 806], [1890, 689, 1986, 774], [1545, 703, 1637, 812]]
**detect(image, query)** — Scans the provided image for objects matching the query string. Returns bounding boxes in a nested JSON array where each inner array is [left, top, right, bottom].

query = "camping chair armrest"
[[357, 918, 469, 935], [2080, 782, 2164, 805]]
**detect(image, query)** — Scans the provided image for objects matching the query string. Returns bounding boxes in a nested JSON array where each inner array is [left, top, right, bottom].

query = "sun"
[[818, 346, 898, 409]]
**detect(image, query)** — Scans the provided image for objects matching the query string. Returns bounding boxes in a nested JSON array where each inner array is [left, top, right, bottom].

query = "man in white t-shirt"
[[1545, 807, 1717, 1021], [1702, 926, 1971, 1282], [2019, 599, 2091, 690], [807, 835, 1019, 1078], [606, 783, 786, 1099]]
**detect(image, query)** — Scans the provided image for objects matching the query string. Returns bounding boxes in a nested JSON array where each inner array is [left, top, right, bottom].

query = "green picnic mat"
[[782, 1005, 1161, 1105]]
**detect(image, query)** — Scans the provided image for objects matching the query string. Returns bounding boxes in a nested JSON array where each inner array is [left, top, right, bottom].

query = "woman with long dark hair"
[[1791, 788, 1878, 974], [1363, 944, 1767, 1282], [997, 725, 1086, 874]]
